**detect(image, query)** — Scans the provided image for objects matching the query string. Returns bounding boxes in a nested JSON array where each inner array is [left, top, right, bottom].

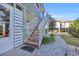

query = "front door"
[[0, 4, 14, 54]]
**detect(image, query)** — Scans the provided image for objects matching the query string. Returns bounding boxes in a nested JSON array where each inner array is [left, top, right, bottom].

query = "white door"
[[14, 4, 23, 47], [0, 4, 14, 54]]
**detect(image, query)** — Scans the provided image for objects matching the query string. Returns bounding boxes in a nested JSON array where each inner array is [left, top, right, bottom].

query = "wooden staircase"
[[26, 30, 39, 45], [25, 21, 40, 45]]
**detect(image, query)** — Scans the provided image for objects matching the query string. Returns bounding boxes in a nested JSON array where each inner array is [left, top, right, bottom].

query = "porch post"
[[59, 21, 61, 34], [59, 28, 60, 34]]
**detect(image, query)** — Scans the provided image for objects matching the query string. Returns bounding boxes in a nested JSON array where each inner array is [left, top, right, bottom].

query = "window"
[[0, 5, 10, 38], [61, 22, 65, 28], [0, 22, 3, 37], [62, 23, 65, 26]]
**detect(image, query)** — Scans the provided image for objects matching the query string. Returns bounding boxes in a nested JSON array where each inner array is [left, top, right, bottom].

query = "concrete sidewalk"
[[35, 34, 68, 56], [1, 34, 79, 56], [1, 45, 38, 56], [35, 34, 79, 56]]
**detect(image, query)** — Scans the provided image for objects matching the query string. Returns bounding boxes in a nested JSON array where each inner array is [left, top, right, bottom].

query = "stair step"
[[26, 40, 38, 45]]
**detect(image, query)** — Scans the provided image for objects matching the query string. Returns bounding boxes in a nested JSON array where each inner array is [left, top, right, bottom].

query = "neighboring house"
[[54, 20, 70, 34], [0, 3, 50, 54]]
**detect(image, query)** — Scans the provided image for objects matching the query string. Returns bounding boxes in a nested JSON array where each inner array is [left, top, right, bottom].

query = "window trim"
[[0, 5, 10, 38]]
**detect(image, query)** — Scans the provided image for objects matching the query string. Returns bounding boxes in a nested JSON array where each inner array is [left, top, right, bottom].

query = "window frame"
[[0, 5, 10, 38]]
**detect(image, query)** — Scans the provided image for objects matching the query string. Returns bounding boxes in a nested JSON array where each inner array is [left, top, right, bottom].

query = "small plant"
[[42, 34, 55, 44], [42, 36, 50, 44]]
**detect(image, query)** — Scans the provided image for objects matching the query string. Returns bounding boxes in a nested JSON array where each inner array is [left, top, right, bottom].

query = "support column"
[[59, 28, 60, 34], [65, 28, 66, 32], [3, 22, 5, 36]]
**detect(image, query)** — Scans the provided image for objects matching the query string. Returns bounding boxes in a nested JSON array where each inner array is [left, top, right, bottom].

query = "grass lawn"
[[42, 34, 55, 44], [61, 33, 79, 47]]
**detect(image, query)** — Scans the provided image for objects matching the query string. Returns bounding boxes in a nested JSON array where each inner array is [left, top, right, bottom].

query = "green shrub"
[[42, 36, 50, 44], [69, 20, 79, 38], [49, 34, 55, 37], [61, 33, 79, 47], [49, 34, 55, 42], [42, 34, 55, 44]]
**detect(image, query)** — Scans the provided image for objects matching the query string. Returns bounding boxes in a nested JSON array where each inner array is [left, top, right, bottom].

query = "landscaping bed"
[[42, 34, 55, 44], [61, 33, 79, 47]]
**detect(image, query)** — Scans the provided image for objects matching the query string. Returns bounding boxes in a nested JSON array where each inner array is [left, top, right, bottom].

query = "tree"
[[49, 17, 56, 32]]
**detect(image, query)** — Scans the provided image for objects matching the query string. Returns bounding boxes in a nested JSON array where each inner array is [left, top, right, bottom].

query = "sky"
[[44, 3, 79, 20]]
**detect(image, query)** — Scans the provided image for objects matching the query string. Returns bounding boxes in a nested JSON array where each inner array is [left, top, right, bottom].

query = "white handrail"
[[38, 13, 50, 47], [26, 17, 40, 39], [26, 17, 40, 31]]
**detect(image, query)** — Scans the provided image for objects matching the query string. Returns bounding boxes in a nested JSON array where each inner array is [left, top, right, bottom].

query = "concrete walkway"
[[1, 45, 38, 56], [35, 34, 68, 56], [35, 34, 79, 56], [1, 34, 79, 56]]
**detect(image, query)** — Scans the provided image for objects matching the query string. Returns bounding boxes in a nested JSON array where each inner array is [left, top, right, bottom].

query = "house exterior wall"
[[22, 3, 41, 19], [55, 21, 60, 28], [54, 21, 70, 33], [0, 3, 25, 54], [0, 3, 49, 54], [55, 21, 70, 28], [65, 22, 69, 28], [0, 3, 14, 54]]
